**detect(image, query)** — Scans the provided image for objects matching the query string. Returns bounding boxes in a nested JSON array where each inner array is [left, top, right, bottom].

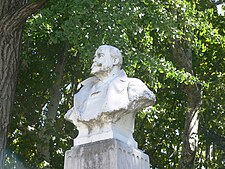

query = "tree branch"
[[0, 0, 47, 33]]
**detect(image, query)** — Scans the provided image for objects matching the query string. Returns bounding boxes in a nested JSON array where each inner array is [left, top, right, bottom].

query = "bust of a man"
[[65, 45, 155, 148]]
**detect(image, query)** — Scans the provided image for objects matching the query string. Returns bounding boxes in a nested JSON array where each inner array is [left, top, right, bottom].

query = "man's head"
[[91, 45, 123, 77]]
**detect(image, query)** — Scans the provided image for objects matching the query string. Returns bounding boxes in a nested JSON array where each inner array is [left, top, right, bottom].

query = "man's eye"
[[98, 53, 104, 58]]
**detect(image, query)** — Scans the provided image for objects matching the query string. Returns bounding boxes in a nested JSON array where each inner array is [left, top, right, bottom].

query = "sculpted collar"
[[78, 70, 127, 89]]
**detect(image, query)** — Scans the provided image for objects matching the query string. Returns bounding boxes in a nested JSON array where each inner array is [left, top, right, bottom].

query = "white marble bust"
[[65, 45, 156, 148]]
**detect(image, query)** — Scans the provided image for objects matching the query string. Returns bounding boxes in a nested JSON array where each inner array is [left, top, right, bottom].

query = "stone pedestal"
[[64, 139, 150, 169]]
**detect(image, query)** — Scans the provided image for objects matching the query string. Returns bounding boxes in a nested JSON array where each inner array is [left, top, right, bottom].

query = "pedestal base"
[[64, 139, 150, 169]]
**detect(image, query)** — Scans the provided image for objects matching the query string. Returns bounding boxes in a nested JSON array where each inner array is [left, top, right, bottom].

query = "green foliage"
[[5, 0, 225, 168]]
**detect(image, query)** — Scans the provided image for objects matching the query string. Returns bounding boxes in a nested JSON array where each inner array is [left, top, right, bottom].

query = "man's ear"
[[113, 58, 119, 65]]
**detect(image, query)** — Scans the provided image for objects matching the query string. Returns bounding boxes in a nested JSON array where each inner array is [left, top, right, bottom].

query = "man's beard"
[[91, 64, 112, 75]]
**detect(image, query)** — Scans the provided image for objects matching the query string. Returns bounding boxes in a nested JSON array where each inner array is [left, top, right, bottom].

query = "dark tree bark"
[[171, 40, 202, 169], [0, 1, 46, 168]]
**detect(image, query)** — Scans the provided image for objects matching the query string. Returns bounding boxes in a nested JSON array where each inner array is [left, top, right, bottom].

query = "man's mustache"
[[91, 63, 102, 68]]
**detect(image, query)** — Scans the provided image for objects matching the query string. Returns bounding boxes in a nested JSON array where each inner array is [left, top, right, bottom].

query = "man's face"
[[91, 47, 114, 75]]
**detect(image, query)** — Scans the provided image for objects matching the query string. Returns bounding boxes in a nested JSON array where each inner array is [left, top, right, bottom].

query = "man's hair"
[[99, 45, 123, 68]]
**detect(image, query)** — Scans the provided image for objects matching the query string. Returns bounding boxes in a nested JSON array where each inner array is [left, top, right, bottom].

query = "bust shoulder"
[[127, 77, 156, 107]]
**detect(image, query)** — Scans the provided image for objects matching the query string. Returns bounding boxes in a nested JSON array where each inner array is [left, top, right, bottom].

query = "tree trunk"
[[0, 1, 46, 168], [171, 40, 202, 169], [37, 47, 66, 168], [0, 25, 22, 169]]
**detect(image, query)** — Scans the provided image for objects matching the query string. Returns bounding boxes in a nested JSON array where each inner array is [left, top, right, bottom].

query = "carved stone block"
[[64, 139, 150, 169]]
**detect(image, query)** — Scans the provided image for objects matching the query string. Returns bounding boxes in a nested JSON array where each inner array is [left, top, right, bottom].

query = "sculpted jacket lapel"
[[74, 70, 130, 119], [74, 76, 99, 117], [102, 70, 130, 113]]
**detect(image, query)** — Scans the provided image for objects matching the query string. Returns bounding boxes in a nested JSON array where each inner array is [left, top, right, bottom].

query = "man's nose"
[[93, 56, 97, 62]]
